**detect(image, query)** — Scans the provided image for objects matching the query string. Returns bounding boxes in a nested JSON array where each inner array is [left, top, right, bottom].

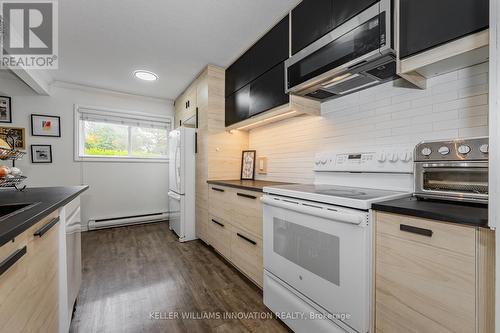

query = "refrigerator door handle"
[[168, 191, 181, 200]]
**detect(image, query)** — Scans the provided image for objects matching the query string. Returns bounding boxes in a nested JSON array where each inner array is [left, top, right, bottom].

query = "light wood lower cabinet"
[[0, 211, 60, 333], [208, 184, 263, 287], [229, 226, 263, 287], [207, 215, 231, 259], [374, 211, 495, 333]]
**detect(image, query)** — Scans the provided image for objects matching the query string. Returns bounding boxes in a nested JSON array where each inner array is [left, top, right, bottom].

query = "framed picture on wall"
[[240, 150, 256, 180], [31, 114, 61, 137], [0, 126, 25, 149], [0, 96, 11, 123], [31, 145, 52, 163]]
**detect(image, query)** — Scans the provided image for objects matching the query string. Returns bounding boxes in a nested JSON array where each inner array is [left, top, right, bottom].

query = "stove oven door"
[[262, 195, 371, 333]]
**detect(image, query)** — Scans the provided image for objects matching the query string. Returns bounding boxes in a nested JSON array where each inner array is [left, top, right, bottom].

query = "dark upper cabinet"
[[399, 0, 489, 59], [291, 0, 377, 55], [225, 86, 250, 127], [225, 50, 255, 99], [249, 64, 289, 117], [226, 64, 289, 127], [225, 15, 289, 97], [291, 0, 334, 55]]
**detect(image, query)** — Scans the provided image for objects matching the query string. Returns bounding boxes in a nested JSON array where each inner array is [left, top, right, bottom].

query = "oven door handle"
[[261, 196, 365, 225]]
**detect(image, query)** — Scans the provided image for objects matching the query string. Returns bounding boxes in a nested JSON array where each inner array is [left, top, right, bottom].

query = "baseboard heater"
[[87, 212, 169, 230]]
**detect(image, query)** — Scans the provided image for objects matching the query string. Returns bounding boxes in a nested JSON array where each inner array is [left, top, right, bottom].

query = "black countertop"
[[207, 180, 292, 192], [372, 196, 488, 227], [0, 186, 89, 246]]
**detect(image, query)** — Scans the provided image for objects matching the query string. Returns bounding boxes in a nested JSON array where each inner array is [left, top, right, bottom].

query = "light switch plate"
[[257, 156, 267, 174]]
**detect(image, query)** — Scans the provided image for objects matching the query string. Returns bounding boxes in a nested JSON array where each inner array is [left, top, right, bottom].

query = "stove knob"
[[377, 152, 386, 162], [480, 144, 489, 154], [458, 145, 471, 155], [400, 151, 411, 162], [421, 147, 432, 156], [438, 146, 450, 155]]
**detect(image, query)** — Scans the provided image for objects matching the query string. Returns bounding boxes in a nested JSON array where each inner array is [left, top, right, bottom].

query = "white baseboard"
[[86, 212, 169, 231]]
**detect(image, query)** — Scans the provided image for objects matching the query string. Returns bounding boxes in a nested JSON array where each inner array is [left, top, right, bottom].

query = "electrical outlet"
[[257, 157, 267, 174]]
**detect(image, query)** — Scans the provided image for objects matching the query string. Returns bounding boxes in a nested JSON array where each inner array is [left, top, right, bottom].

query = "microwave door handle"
[[260, 196, 364, 225]]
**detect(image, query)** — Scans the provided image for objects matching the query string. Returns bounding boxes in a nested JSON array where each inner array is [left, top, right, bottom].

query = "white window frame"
[[74, 104, 172, 163]]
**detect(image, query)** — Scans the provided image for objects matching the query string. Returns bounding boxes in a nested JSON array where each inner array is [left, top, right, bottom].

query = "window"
[[75, 105, 171, 162]]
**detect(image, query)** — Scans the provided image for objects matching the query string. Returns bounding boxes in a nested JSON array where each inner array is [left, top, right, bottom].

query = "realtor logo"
[[0, 0, 58, 69]]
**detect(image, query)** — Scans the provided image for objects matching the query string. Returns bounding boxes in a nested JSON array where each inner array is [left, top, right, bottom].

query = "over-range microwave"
[[285, 0, 396, 101]]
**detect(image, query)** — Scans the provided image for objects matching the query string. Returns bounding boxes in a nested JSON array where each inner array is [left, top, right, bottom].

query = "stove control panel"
[[314, 147, 413, 173]]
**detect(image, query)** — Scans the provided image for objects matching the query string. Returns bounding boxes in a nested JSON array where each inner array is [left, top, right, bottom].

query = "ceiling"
[[52, 0, 301, 100]]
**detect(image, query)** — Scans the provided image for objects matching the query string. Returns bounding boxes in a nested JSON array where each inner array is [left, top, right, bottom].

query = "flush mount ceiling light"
[[133, 70, 159, 81]]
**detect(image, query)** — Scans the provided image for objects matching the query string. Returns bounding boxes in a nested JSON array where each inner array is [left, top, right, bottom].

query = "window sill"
[[75, 156, 169, 163]]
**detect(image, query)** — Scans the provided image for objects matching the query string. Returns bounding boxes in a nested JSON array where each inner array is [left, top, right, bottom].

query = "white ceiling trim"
[[52, 80, 173, 104]]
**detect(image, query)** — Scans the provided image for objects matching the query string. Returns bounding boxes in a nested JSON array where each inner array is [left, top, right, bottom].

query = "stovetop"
[[263, 184, 411, 210]]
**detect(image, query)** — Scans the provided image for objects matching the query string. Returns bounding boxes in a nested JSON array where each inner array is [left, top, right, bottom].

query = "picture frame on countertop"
[[31, 145, 52, 163], [0, 96, 12, 123], [0, 126, 25, 149], [31, 114, 61, 137], [240, 150, 256, 180]]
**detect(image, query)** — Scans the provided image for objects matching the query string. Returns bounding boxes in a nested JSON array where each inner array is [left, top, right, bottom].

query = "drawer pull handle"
[[237, 233, 257, 245], [0, 246, 27, 276], [34, 217, 60, 237], [400, 224, 433, 237], [212, 187, 225, 192], [211, 219, 225, 228], [237, 193, 257, 200]]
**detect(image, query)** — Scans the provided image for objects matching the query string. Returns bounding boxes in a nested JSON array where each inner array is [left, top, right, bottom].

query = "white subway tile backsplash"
[[249, 63, 490, 183]]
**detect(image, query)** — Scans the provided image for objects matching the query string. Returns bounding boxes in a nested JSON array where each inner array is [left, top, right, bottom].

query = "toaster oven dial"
[[480, 144, 489, 154], [458, 145, 471, 155], [421, 147, 432, 156], [438, 146, 450, 155]]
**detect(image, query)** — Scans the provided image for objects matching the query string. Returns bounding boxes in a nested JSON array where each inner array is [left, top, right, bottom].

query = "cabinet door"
[[225, 48, 255, 98], [226, 15, 289, 97], [291, 0, 335, 55], [375, 212, 476, 333], [332, 0, 378, 27], [225, 85, 250, 127], [252, 15, 289, 83], [399, 0, 489, 58], [0, 213, 59, 333], [249, 63, 289, 117]]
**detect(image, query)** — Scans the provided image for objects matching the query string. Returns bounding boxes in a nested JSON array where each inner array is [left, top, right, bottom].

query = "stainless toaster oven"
[[414, 137, 488, 203]]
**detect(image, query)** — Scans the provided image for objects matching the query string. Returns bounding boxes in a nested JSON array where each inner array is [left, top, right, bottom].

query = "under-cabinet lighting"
[[236, 110, 297, 130]]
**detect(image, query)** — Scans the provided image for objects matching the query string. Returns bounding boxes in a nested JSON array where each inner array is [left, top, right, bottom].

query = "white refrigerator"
[[168, 127, 196, 242]]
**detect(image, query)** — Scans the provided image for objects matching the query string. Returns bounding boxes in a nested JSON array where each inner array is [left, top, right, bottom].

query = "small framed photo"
[[31, 114, 61, 137], [0, 126, 25, 149], [241, 150, 256, 180], [31, 145, 52, 163], [0, 96, 11, 123]]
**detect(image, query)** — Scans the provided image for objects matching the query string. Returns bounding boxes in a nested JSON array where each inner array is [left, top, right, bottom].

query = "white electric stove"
[[264, 184, 409, 210], [262, 147, 413, 333]]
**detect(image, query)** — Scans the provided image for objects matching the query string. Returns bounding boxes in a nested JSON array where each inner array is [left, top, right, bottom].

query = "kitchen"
[[0, 0, 498, 332]]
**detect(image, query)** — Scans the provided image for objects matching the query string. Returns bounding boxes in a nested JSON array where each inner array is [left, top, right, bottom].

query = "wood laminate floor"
[[70, 222, 290, 333]]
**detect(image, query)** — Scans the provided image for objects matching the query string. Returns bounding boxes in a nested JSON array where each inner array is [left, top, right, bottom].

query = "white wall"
[[0, 73, 174, 229], [249, 62, 489, 184]]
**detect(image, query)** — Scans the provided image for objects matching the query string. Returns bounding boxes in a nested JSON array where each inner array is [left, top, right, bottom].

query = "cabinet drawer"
[[0, 210, 59, 262], [375, 212, 475, 256], [230, 189, 263, 237], [208, 185, 233, 222], [230, 226, 263, 287], [207, 215, 231, 259]]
